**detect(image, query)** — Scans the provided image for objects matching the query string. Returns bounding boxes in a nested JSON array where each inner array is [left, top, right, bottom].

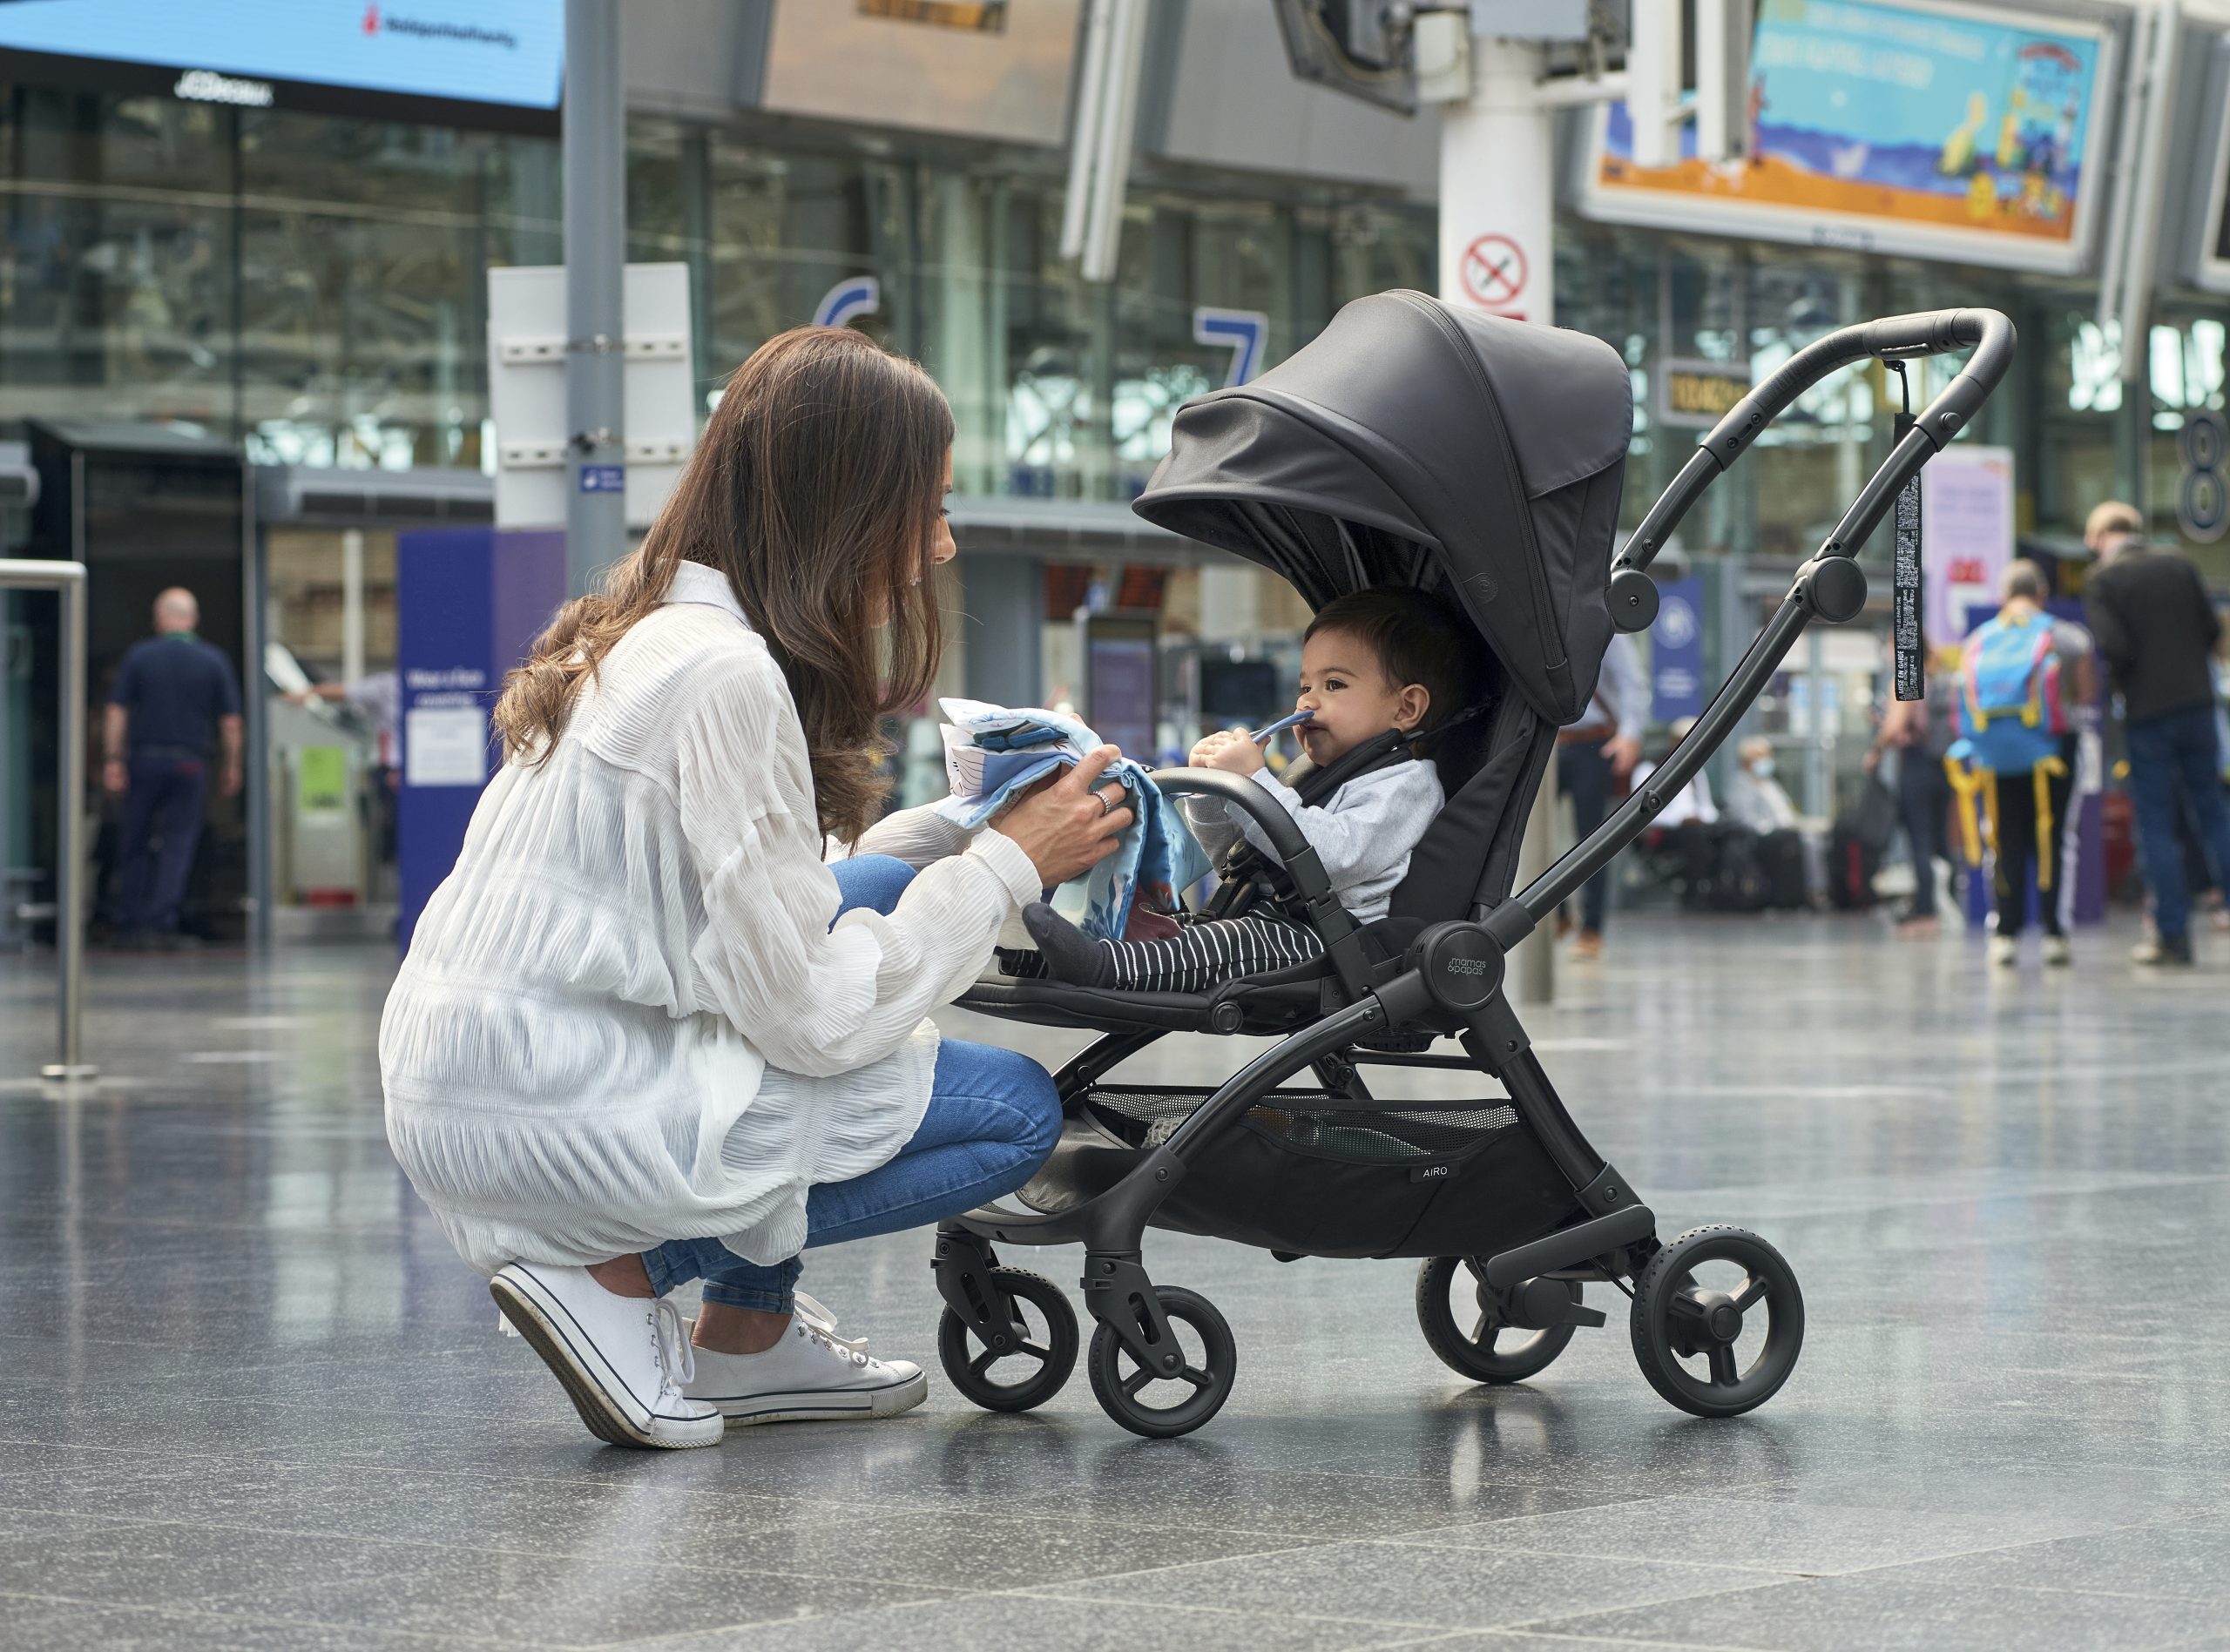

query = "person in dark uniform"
[[103, 587, 243, 945]]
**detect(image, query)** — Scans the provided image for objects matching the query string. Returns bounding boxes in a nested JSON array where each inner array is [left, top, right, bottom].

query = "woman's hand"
[[1190, 728, 1264, 777], [996, 745, 1134, 887]]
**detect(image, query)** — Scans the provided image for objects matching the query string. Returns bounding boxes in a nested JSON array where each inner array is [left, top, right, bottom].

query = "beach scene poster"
[[1587, 0, 2109, 270]]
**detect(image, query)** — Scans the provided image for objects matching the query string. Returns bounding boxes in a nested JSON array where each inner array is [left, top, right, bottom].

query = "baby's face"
[[1292, 627, 1427, 766]]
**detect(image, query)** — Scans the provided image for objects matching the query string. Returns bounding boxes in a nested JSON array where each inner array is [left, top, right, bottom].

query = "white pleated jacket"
[[379, 562, 1042, 1275]]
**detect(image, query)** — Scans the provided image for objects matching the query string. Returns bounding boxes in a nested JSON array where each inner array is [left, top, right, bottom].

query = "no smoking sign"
[[1460, 233, 1527, 315]]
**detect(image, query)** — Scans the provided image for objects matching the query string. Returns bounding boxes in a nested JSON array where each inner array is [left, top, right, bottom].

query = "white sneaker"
[[490, 1263, 723, 1450], [685, 1312, 928, 1426], [2042, 934, 2071, 968], [1989, 934, 2019, 968]]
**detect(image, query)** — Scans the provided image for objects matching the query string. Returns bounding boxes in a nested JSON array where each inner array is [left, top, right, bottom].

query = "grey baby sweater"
[[1184, 759, 1444, 923]]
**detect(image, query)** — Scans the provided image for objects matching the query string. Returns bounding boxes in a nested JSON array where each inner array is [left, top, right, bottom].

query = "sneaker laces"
[[651, 1297, 697, 1397], [792, 1291, 869, 1354], [799, 1317, 873, 1369]]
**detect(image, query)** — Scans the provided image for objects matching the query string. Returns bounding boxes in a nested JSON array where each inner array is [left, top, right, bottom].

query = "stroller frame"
[[932, 308, 2016, 1437]]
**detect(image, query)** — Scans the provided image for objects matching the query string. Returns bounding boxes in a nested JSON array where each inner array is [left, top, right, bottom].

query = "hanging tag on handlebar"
[[1889, 364, 1923, 703]]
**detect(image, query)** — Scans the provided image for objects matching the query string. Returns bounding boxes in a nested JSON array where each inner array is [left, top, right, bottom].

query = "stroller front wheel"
[[1629, 1225, 1805, 1418], [1086, 1285, 1235, 1439], [1415, 1257, 1579, 1384], [937, 1267, 1079, 1413]]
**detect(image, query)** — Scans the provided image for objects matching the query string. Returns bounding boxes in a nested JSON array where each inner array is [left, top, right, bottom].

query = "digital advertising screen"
[[0, 0, 564, 121], [2195, 36, 2230, 294], [1580, 0, 2114, 273]]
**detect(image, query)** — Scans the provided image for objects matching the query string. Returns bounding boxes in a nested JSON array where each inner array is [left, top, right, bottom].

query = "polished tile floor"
[[3, 914, 2228, 1649]]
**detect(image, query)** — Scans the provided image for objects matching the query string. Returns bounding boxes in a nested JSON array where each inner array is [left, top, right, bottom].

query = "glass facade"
[[0, 80, 1441, 914], [632, 116, 1435, 504], [0, 88, 557, 463], [5, 77, 2220, 829], [7, 77, 2216, 571], [1551, 221, 2230, 822], [1558, 219, 2230, 586], [0, 84, 1434, 506]]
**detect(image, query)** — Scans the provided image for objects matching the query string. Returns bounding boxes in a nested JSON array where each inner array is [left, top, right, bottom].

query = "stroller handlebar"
[[1620, 307, 2016, 577], [1520, 307, 2016, 928], [1146, 767, 1316, 869]]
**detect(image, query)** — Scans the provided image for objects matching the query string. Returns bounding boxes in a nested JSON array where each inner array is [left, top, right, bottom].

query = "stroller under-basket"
[[929, 292, 2015, 1437]]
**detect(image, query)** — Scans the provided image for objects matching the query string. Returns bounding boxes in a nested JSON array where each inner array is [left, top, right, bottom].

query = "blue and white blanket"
[[934, 698, 1207, 941]]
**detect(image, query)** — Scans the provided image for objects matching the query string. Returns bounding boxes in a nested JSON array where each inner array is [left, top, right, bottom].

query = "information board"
[[395, 528, 564, 950], [1649, 577, 1708, 723], [1583, 0, 2112, 274]]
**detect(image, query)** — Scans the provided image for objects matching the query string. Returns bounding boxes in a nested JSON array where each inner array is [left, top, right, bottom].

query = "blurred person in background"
[[1724, 735, 1818, 907], [1725, 735, 1799, 837], [289, 667, 402, 882], [1557, 628, 1644, 960], [1959, 560, 2093, 968], [1632, 717, 1725, 901], [2083, 502, 2230, 966], [102, 587, 241, 947], [1866, 636, 1960, 937], [1632, 717, 1715, 828]]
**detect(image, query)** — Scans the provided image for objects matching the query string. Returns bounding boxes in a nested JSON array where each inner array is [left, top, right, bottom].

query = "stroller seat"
[[962, 643, 1558, 1038], [956, 971, 1324, 1037]]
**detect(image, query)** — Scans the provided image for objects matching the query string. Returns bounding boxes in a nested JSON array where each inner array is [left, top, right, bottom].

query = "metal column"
[[564, 0, 626, 597], [1442, 28, 1559, 1001], [1438, 37, 1558, 326], [961, 556, 1044, 711], [0, 560, 94, 1082]]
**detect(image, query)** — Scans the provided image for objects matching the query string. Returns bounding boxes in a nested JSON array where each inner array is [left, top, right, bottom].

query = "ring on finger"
[[1097, 788, 1122, 817]]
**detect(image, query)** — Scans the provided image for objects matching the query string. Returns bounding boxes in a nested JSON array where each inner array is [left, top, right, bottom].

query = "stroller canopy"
[[1134, 292, 1633, 725]]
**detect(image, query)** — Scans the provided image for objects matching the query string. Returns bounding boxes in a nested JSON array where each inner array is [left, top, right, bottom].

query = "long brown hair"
[[493, 327, 953, 840]]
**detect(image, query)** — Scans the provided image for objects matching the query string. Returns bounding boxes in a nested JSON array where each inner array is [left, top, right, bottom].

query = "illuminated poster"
[[0, 1, 564, 111], [2195, 41, 2230, 296], [1921, 445, 2015, 644], [1582, 0, 2112, 273]]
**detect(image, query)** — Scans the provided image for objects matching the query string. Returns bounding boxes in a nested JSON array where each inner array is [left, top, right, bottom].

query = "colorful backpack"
[[1956, 612, 2064, 774]]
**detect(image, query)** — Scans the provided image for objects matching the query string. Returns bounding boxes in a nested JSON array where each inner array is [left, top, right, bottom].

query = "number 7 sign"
[[1193, 307, 1268, 388]]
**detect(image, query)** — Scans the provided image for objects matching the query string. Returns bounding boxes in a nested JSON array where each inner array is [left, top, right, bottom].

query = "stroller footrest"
[[1483, 1205, 1655, 1289]]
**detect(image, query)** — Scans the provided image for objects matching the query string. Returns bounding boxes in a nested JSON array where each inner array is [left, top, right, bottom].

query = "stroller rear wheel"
[[1629, 1225, 1804, 1418], [1086, 1285, 1235, 1439], [937, 1267, 1078, 1413], [1415, 1257, 1578, 1384]]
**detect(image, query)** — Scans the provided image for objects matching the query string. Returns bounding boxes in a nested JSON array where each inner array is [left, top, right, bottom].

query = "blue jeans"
[[640, 854, 1060, 1313], [2127, 705, 2230, 942]]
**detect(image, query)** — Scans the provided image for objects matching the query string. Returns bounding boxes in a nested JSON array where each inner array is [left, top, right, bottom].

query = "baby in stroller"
[[1019, 588, 1477, 992]]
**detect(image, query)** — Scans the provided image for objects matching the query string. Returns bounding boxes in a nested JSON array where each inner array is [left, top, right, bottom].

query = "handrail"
[[0, 559, 95, 1082]]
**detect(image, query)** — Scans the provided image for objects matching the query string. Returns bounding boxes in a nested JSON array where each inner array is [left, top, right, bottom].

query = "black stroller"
[[929, 291, 2014, 1438]]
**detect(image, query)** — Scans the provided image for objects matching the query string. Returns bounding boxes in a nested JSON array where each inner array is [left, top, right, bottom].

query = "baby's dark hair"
[[1303, 588, 1481, 752]]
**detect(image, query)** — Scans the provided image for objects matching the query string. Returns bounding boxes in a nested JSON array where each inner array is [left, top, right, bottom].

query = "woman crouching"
[[381, 327, 1129, 1447]]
